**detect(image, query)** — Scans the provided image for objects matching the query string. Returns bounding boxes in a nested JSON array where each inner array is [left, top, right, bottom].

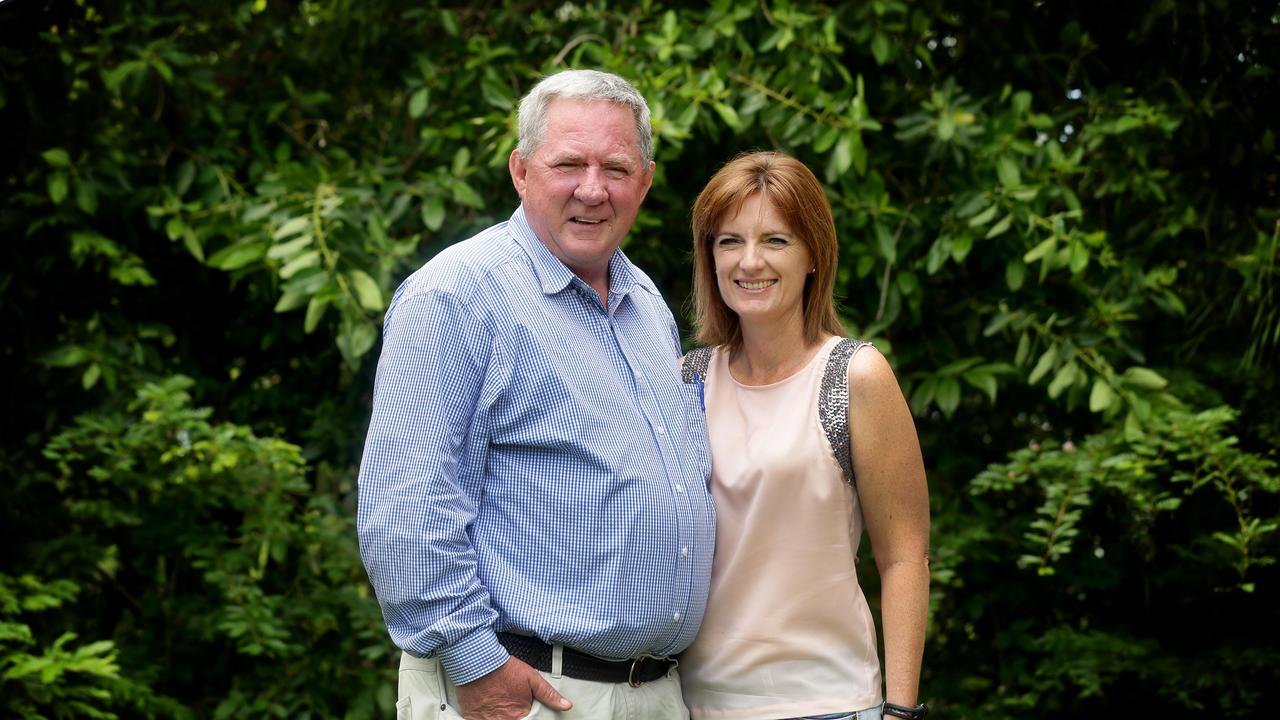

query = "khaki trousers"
[[396, 651, 690, 720]]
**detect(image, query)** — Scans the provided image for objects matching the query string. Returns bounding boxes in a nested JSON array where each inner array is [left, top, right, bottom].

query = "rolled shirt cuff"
[[438, 627, 510, 686]]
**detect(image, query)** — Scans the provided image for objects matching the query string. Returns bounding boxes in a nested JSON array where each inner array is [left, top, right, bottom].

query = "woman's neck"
[[730, 319, 831, 386]]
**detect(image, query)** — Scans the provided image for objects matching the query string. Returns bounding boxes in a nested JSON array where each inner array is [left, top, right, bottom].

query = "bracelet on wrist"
[[882, 701, 928, 720]]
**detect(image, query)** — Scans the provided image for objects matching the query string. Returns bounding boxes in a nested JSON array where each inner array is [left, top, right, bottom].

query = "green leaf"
[[1015, 332, 1031, 365], [48, 171, 69, 204], [968, 204, 999, 227], [1124, 410, 1145, 440], [349, 270, 384, 311], [832, 132, 854, 178], [983, 313, 1013, 337], [102, 59, 147, 95], [452, 147, 471, 177], [874, 222, 896, 264], [267, 235, 314, 260], [75, 179, 99, 215], [422, 195, 446, 231], [165, 217, 186, 241], [1061, 186, 1082, 213], [712, 102, 741, 130], [279, 250, 321, 279], [1089, 378, 1117, 412], [963, 370, 999, 403], [43, 345, 90, 367], [409, 88, 430, 119], [1006, 259, 1027, 290], [243, 202, 277, 223], [1069, 239, 1089, 274], [1047, 361, 1079, 399], [273, 216, 311, 240], [1024, 237, 1056, 263], [1029, 345, 1057, 385], [283, 267, 330, 295], [1121, 367, 1168, 390], [926, 237, 950, 274], [183, 230, 205, 262], [176, 160, 197, 196], [304, 295, 328, 334], [870, 32, 891, 65], [996, 156, 1022, 188], [336, 320, 378, 370], [909, 377, 937, 416], [207, 241, 268, 271], [42, 148, 71, 167], [937, 114, 955, 141], [935, 378, 962, 417], [813, 126, 840, 154], [985, 214, 1013, 239], [451, 180, 484, 209], [849, 133, 868, 176], [274, 291, 308, 313], [82, 363, 101, 390]]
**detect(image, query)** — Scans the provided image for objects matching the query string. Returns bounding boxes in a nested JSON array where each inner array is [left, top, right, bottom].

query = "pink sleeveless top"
[[681, 336, 882, 720]]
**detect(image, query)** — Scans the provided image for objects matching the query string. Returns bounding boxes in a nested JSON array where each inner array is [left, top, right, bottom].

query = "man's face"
[[509, 99, 654, 282]]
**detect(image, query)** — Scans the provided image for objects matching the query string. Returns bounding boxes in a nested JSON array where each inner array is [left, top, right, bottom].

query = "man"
[[357, 69, 715, 720]]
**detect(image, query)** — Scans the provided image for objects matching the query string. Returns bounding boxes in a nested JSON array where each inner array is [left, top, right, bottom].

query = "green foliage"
[[4, 0, 1278, 716], [26, 377, 390, 716], [1, 574, 126, 719]]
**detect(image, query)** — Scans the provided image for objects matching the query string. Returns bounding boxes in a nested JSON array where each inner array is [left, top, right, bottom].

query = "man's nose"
[[574, 168, 608, 205]]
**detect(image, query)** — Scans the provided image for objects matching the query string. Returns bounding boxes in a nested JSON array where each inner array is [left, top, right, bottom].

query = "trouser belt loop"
[[551, 644, 564, 679]]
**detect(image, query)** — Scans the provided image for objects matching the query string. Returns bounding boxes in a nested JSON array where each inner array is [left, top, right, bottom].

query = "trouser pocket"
[[397, 652, 464, 719]]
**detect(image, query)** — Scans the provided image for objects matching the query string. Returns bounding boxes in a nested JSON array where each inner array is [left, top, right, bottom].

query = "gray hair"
[[516, 69, 654, 165]]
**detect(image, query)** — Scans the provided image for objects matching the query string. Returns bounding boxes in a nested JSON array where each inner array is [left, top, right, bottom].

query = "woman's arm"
[[846, 346, 931, 707]]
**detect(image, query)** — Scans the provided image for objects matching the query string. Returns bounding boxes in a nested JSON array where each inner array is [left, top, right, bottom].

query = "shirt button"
[[674, 483, 684, 493], [673, 612, 682, 622], [680, 547, 689, 558], [656, 427, 666, 436]]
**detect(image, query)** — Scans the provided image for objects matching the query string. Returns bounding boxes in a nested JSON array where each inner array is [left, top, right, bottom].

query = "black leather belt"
[[496, 633, 674, 687]]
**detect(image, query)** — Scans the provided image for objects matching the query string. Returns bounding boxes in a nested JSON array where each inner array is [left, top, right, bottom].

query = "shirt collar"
[[508, 205, 642, 301]]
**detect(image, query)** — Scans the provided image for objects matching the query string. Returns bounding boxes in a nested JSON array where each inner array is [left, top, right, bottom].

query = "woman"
[[680, 152, 931, 720]]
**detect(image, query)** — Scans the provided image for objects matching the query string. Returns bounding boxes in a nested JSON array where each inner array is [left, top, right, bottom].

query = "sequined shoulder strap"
[[682, 346, 713, 384], [819, 338, 872, 486]]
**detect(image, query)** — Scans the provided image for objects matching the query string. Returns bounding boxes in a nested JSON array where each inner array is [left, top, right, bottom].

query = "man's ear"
[[638, 160, 656, 202], [509, 148, 527, 199]]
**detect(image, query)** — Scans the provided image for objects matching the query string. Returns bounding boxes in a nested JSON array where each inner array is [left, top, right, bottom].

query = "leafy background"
[[2, 0, 1278, 717]]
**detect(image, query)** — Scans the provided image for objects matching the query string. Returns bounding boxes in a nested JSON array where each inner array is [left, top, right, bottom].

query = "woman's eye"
[[715, 237, 740, 247]]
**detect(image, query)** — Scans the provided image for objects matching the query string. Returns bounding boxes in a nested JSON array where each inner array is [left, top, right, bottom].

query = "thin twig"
[[553, 34, 607, 67], [875, 205, 914, 321]]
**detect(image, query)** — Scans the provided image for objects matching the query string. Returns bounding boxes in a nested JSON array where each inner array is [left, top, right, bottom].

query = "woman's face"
[[711, 193, 812, 329]]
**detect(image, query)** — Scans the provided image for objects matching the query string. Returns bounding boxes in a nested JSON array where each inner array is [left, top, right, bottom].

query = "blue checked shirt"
[[357, 206, 715, 685]]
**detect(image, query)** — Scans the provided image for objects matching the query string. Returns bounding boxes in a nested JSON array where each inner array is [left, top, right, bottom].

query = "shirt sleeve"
[[356, 286, 509, 684]]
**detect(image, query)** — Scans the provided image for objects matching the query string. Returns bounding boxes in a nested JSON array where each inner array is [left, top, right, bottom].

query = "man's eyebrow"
[[546, 152, 584, 164]]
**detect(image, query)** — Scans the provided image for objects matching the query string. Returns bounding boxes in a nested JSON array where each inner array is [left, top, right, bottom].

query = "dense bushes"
[[3, 1, 1277, 717]]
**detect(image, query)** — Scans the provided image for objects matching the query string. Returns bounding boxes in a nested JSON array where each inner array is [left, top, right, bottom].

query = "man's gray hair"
[[516, 69, 654, 165]]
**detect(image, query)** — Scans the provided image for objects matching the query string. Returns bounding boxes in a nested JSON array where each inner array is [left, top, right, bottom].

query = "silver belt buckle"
[[627, 654, 666, 687]]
